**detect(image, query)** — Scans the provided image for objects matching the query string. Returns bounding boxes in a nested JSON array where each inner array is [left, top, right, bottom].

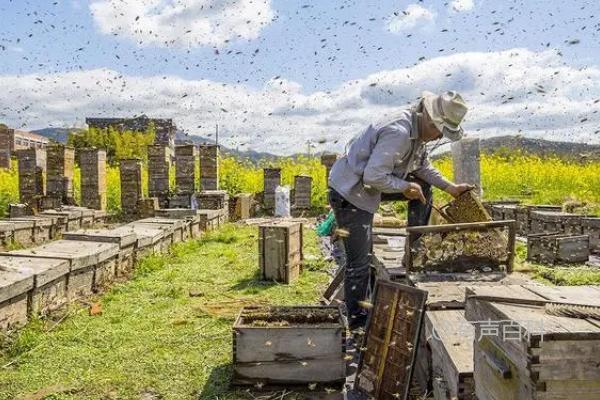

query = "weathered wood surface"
[[466, 285, 600, 400], [233, 306, 345, 385], [425, 310, 476, 400], [258, 221, 303, 284], [63, 228, 138, 249]]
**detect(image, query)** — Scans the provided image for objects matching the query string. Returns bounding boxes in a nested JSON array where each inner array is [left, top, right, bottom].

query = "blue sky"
[[1, 0, 599, 153]]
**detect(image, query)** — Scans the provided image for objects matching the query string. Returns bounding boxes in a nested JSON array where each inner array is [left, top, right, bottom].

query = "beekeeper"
[[328, 90, 473, 330]]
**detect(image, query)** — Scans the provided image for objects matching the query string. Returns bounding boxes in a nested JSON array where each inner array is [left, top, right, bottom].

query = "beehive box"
[[62, 206, 95, 228], [0, 126, 13, 169], [194, 190, 229, 212], [233, 305, 346, 386], [174, 144, 198, 194], [119, 159, 143, 217], [15, 148, 46, 209], [148, 144, 172, 208], [527, 233, 590, 264], [4, 240, 119, 298], [199, 144, 219, 190], [230, 193, 253, 221], [169, 192, 192, 208], [263, 168, 281, 210], [294, 175, 312, 209], [197, 209, 222, 232], [425, 310, 476, 400], [135, 217, 185, 243], [155, 209, 202, 238], [9, 216, 55, 243], [320, 153, 338, 182], [0, 255, 70, 316], [126, 222, 174, 252], [355, 282, 427, 400], [137, 197, 159, 219], [582, 217, 600, 253], [258, 221, 303, 284], [63, 229, 137, 277], [0, 263, 34, 331], [79, 149, 107, 210], [465, 286, 600, 400], [119, 224, 166, 258], [46, 144, 75, 202], [0, 220, 36, 248], [40, 209, 83, 231], [529, 211, 583, 235]]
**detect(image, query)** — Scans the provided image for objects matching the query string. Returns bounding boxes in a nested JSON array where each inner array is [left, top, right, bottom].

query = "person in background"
[[328, 91, 473, 330]]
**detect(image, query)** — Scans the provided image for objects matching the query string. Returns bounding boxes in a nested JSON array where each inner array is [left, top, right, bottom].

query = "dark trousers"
[[328, 178, 432, 330]]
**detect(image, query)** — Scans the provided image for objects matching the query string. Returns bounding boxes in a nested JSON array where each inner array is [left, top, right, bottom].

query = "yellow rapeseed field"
[[0, 154, 598, 215]]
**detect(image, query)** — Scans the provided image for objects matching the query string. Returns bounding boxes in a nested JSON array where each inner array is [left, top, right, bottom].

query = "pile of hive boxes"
[[0, 210, 226, 332], [486, 202, 599, 264]]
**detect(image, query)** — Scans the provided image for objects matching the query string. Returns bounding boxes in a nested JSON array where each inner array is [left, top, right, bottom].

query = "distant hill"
[[478, 135, 600, 160], [31, 127, 80, 143]]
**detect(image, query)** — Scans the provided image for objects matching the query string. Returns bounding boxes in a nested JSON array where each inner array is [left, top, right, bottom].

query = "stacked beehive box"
[[79, 149, 107, 210], [465, 286, 600, 400], [137, 198, 159, 219], [320, 153, 337, 183], [527, 233, 590, 264], [15, 148, 46, 209], [293, 175, 312, 209], [46, 144, 75, 206], [174, 144, 197, 195], [147, 144, 171, 208], [0, 126, 13, 169], [583, 217, 600, 253], [194, 190, 229, 211], [230, 193, 253, 221], [258, 221, 303, 283], [263, 168, 281, 210], [119, 159, 143, 218], [529, 211, 583, 235], [199, 144, 219, 190]]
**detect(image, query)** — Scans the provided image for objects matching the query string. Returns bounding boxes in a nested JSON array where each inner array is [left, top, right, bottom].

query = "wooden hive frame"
[[406, 220, 517, 275]]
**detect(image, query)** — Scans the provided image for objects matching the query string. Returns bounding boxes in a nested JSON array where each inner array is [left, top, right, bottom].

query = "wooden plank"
[[406, 220, 516, 234]]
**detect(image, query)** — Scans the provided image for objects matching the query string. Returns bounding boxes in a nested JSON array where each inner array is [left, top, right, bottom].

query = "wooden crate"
[[230, 193, 253, 221], [293, 175, 312, 209], [258, 221, 303, 284], [194, 190, 229, 211], [406, 220, 516, 275], [425, 310, 476, 400], [465, 285, 600, 400], [355, 281, 427, 400], [232, 305, 346, 386], [0, 263, 34, 331], [529, 210, 581, 235], [263, 168, 281, 210], [582, 217, 600, 253], [527, 233, 589, 264]]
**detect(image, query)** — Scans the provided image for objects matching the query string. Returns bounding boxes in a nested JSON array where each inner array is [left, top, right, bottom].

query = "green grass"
[[0, 225, 330, 400]]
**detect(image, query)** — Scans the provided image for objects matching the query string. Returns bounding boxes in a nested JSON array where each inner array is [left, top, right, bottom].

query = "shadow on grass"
[[229, 270, 279, 293], [197, 363, 237, 399]]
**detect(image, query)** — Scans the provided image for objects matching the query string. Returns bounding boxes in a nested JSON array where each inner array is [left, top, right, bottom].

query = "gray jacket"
[[328, 109, 451, 213]]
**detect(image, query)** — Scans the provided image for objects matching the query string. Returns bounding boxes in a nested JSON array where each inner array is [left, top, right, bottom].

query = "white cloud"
[[387, 4, 436, 33], [89, 0, 275, 48], [1, 49, 599, 155], [450, 0, 474, 12]]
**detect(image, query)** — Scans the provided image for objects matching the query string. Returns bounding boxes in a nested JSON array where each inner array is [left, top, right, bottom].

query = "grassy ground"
[[0, 225, 330, 400]]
